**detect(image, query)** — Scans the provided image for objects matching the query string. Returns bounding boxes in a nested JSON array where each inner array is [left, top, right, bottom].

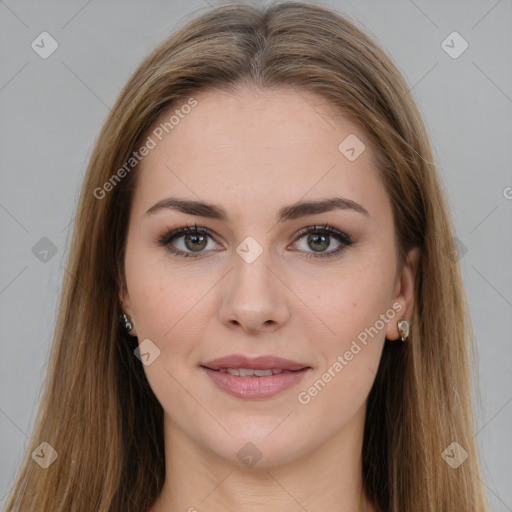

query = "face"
[[121, 86, 417, 468]]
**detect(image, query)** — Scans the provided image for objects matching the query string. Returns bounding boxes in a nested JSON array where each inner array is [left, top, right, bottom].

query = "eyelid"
[[154, 224, 222, 253], [288, 224, 353, 259], [292, 224, 352, 246]]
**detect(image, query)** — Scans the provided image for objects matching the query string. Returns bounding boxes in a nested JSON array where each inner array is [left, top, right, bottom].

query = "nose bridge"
[[217, 238, 289, 332], [234, 246, 274, 297]]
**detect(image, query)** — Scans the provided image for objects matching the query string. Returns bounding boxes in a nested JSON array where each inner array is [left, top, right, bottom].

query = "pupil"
[[185, 233, 207, 252], [308, 234, 329, 252]]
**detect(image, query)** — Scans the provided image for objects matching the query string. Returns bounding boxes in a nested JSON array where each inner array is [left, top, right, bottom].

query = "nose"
[[217, 248, 290, 335]]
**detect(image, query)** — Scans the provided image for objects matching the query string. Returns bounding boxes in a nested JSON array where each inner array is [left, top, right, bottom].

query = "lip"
[[200, 354, 311, 399], [202, 367, 311, 399], [201, 354, 309, 371]]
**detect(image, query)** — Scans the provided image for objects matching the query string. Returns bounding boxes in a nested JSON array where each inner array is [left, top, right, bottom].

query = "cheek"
[[124, 252, 209, 416], [293, 247, 397, 403], [124, 246, 220, 388], [125, 243, 202, 338], [294, 269, 392, 430], [296, 251, 396, 347]]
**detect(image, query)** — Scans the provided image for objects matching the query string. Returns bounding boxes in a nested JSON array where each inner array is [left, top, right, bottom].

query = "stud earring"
[[397, 320, 410, 342], [120, 313, 133, 333]]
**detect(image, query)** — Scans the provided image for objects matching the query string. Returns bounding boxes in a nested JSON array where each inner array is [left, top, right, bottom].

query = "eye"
[[156, 223, 353, 259], [291, 224, 353, 259], [155, 224, 220, 258]]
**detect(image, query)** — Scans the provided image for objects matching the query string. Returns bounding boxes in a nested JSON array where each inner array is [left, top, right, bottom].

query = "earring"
[[397, 320, 410, 342], [120, 313, 133, 333]]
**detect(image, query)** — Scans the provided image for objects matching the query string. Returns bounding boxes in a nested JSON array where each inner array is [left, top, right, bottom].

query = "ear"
[[119, 284, 138, 337], [385, 247, 421, 341]]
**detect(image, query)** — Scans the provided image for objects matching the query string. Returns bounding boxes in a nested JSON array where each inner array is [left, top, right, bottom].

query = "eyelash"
[[155, 223, 353, 260]]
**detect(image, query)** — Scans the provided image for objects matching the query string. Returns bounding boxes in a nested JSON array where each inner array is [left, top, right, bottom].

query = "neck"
[[151, 404, 376, 512]]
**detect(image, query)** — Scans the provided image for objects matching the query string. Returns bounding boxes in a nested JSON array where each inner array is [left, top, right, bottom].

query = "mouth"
[[200, 354, 312, 399], [203, 366, 310, 377], [201, 354, 310, 372], [204, 368, 301, 376]]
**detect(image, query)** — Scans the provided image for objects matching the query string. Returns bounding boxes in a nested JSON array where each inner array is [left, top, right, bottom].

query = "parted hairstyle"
[[6, 2, 487, 511]]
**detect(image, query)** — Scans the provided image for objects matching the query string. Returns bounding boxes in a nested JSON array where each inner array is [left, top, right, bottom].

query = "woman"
[[5, 2, 488, 511]]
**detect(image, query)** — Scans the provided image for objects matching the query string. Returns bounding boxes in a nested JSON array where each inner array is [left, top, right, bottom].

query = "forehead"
[[132, 86, 388, 220]]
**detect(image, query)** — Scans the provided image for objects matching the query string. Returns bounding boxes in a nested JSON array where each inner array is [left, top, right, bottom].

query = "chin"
[[198, 423, 314, 470]]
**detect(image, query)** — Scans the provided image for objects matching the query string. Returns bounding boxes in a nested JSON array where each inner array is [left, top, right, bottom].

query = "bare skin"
[[120, 86, 419, 512]]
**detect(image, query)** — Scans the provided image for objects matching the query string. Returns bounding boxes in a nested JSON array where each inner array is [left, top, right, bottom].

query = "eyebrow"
[[145, 196, 369, 221]]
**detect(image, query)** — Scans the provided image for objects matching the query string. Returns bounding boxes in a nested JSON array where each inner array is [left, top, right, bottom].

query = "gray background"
[[1, 0, 511, 509]]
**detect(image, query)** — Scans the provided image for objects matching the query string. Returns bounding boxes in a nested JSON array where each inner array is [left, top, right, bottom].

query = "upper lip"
[[201, 354, 310, 371]]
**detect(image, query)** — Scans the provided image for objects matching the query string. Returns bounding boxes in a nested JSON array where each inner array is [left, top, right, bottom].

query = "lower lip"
[[202, 367, 310, 399]]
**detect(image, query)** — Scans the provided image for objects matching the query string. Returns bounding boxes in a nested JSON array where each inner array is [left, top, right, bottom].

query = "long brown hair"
[[5, 2, 487, 510]]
